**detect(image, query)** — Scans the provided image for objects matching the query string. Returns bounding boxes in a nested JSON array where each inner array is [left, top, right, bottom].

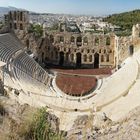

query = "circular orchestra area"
[[54, 68, 112, 96]]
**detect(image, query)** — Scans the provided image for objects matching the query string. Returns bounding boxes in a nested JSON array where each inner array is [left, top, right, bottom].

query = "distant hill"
[[0, 6, 25, 16], [103, 9, 140, 30]]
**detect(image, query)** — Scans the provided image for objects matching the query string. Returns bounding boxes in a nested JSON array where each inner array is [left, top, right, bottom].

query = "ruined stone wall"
[[14, 30, 39, 58], [5, 10, 140, 69], [37, 31, 116, 68], [5, 11, 29, 31], [118, 36, 132, 64]]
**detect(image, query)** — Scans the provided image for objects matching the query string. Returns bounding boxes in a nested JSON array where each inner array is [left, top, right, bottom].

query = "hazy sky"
[[0, 0, 140, 15]]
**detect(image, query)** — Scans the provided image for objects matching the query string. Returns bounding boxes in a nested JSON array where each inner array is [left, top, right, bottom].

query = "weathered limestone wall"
[[37, 31, 116, 68], [5, 11, 140, 69]]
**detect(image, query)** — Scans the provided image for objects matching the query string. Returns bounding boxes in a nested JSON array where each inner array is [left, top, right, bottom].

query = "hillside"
[[0, 6, 24, 16], [104, 9, 140, 30]]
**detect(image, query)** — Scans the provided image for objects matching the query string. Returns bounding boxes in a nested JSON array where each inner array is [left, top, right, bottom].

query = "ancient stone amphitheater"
[[1, 31, 140, 131]]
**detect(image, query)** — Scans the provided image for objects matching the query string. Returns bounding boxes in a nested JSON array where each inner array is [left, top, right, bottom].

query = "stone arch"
[[94, 53, 99, 68], [109, 49, 112, 53], [81, 49, 84, 53], [76, 53, 82, 67], [87, 49, 90, 53], [106, 54, 110, 62], [101, 55, 104, 62], [106, 37, 111, 45], [83, 36, 88, 45], [20, 23, 23, 30], [59, 52, 64, 65], [71, 36, 75, 44], [89, 55, 92, 62], [66, 52, 69, 61], [71, 54, 74, 61], [55, 51, 58, 59], [83, 54, 87, 62], [95, 37, 99, 46], [129, 45, 134, 55], [76, 36, 82, 47]]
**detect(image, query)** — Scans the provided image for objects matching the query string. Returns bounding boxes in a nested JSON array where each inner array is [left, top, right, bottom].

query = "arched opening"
[[55, 51, 58, 59], [76, 53, 81, 67], [95, 37, 99, 46], [59, 52, 64, 65], [76, 36, 82, 47], [71, 36, 75, 44], [101, 55, 104, 62], [107, 54, 109, 62], [106, 37, 111, 45], [87, 49, 90, 53], [94, 53, 99, 68], [89, 55, 92, 62], [129, 45, 134, 55], [20, 24, 23, 30], [71, 54, 74, 61], [84, 54, 87, 62], [83, 37, 88, 45], [66, 53, 69, 61]]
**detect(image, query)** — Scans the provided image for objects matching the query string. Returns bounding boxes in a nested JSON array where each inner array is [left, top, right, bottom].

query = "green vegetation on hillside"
[[28, 24, 43, 37], [20, 108, 64, 140], [103, 9, 140, 36]]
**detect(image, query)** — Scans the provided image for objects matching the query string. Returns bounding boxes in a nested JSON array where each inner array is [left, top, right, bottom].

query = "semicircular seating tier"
[[94, 56, 138, 110], [99, 49, 140, 121], [0, 33, 50, 94]]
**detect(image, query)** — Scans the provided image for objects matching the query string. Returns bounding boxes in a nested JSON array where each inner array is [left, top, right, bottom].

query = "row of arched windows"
[[10, 23, 23, 30], [9, 11, 23, 21], [49, 51, 110, 63], [49, 35, 111, 46], [101, 55, 110, 62]]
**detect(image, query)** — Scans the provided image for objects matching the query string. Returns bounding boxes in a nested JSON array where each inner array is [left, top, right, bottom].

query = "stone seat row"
[[0, 33, 50, 95]]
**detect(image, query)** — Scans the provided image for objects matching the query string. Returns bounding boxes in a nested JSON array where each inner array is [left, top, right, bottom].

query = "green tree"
[[28, 24, 43, 37]]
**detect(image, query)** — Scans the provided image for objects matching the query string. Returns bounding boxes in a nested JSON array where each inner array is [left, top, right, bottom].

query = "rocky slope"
[[0, 96, 61, 140], [67, 107, 140, 140]]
